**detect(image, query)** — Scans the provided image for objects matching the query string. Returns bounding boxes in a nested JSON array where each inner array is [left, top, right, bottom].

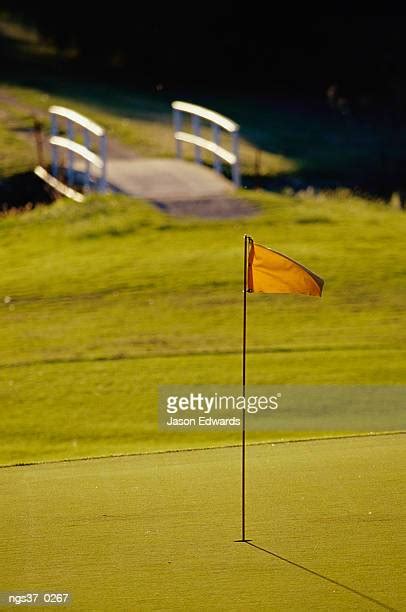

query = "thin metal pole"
[[67, 119, 74, 186], [241, 234, 248, 541], [99, 133, 107, 192], [173, 109, 182, 159], [191, 115, 202, 164], [83, 128, 90, 192], [232, 130, 241, 188], [51, 113, 58, 177], [212, 124, 221, 173]]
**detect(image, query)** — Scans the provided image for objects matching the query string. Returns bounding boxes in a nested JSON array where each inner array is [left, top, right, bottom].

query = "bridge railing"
[[49, 105, 107, 193], [171, 101, 240, 187]]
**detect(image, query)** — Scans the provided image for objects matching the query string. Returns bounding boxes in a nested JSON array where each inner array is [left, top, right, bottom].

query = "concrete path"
[[107, 157, 255, 218], [108, 158, 233, 200]]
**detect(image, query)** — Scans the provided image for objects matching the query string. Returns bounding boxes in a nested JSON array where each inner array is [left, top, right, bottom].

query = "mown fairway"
[[0, 434, 404, 611], [0, 192, 405, 463]]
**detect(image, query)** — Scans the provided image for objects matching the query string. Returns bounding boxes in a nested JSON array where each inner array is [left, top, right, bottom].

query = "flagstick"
[[236, 234, 251, 543], [241, 234, 248, 542]]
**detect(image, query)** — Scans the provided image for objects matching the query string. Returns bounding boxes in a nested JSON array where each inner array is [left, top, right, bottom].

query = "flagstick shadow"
[[245, 541, 396, 611]]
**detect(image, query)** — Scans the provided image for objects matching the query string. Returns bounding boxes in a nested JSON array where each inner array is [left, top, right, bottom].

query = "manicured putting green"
[[0, 433, 403, 610]]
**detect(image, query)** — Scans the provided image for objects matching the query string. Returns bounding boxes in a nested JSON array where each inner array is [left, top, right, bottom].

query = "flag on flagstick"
[[238, 235, 324, 543], [248, 240, 324, 296]]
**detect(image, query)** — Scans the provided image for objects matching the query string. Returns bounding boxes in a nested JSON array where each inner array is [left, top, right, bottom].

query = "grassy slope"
[[0, 95, 38, 178], [0, 434, 404, 610], [0, 192, 405, 463]]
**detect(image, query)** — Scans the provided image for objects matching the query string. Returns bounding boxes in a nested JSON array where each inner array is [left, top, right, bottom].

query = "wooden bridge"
[[35, 102, 254, 218]]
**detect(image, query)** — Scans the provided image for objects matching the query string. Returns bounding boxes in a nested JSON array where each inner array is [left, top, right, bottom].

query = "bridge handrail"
[[172, 101, 239, 133], [49, 136, 104, 168], [173, 132, 236, 165], [49, 105, 107, 193], [49, 105, 105, 137], [171, 100, 241, 187]]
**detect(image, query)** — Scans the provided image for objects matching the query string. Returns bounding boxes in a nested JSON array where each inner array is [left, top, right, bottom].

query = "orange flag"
[[247, 241, 324, 296]]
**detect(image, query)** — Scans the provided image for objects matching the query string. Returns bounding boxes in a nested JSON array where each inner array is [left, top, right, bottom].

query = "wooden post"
[[33, 117, 44, 168]]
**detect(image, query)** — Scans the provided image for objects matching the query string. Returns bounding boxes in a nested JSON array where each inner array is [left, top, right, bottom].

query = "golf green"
[[0, 433, 404, 610]]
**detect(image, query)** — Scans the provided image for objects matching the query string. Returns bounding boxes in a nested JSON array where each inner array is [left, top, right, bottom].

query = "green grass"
[[0, 55, 404, 465], [0, 434, 404, 610], [0, 100, 37, 178], [0, 191, 405, 464]]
